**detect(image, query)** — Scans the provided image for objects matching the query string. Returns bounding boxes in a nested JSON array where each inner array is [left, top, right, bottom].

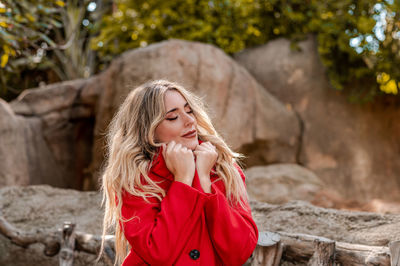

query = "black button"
[[189, 249, 200, 260]]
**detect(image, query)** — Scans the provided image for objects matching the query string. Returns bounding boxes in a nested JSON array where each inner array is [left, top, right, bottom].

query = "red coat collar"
[[150, 146, 173, 180], [150, 139, 202, 181]]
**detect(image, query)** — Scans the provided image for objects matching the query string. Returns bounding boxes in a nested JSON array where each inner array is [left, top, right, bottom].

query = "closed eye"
[[166, 109, 193, 121]]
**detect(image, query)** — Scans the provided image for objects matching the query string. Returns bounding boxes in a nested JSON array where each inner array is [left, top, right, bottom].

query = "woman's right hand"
[[162, 141, 195, 186]]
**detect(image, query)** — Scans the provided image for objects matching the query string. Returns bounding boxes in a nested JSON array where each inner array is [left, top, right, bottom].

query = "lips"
[[182, 129, 197, 138]]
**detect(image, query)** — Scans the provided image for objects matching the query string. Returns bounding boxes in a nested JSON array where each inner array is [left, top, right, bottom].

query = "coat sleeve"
[[204, 164, 258, 265], [121, 181, 210, 264]]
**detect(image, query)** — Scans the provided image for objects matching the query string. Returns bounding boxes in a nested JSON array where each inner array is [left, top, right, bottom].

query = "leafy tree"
[[1, 0, 399, 104], [0, 0, 112, 101], [92, 0, 400, 103], [0, 0, 64, 99], [307, 0, 400, 103]]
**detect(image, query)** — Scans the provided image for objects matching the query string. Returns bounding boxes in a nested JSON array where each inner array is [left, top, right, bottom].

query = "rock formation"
[[235, 35, 400, 202], [0, 99, 62, 187], [91, 39, 300, 188], [1, 39, 301, 190], [245, 164, 323, 204], [5, 78, 100, 189]]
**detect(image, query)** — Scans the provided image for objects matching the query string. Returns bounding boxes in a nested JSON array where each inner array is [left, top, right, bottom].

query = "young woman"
[[100, 80, 258, 265]]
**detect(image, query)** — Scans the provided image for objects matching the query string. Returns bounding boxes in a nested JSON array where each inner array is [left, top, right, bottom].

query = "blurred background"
[[1, 1, 400, 265]]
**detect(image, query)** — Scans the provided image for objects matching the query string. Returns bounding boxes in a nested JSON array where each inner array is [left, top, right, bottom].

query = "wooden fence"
[[1, 218, 399, 265], [247, 231, 400, 266]]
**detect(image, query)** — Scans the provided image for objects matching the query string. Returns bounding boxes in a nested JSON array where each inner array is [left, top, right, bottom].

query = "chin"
[[181, 138, 199, 151]]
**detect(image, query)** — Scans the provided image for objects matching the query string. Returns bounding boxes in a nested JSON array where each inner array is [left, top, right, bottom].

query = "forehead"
[[164, 90, 187, 109]]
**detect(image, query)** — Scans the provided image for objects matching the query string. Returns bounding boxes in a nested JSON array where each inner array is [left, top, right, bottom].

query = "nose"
[[183, 112, 195, 126]]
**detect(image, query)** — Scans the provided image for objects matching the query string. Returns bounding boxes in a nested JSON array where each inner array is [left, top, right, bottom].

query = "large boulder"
[[2, 40, 301, 190], [235, 35, 400, 202], [90, 39, 300, 188], [245, 164, 323, 204], [0, 99, 62, 187], [5, 78, 101, 189]]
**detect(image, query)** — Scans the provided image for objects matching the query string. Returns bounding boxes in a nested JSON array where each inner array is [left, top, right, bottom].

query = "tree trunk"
[[251, 232, 283, 266]]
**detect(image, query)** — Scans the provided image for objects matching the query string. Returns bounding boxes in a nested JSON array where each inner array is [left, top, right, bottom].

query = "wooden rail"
[[0, 217, 398, 265], [247, 231, 398, 266]]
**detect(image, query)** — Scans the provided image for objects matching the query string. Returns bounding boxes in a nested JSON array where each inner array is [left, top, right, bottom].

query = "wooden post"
[[251, 231, 283, 266], [0, 215, 115, 262], [307, 238, 336, 266], [390, 240, 400, 266], [59, 222, 76, 266], [279, 232, 390, 265]]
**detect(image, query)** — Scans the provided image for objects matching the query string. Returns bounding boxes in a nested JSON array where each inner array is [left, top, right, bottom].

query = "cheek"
[[155, 122, 180, 143]]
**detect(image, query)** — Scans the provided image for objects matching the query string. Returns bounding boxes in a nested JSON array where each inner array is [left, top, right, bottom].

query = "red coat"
[[120, 149, 258, 265]]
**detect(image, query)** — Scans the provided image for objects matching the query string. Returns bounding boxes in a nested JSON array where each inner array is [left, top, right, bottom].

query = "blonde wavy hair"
[[98, 80, 248, 265]]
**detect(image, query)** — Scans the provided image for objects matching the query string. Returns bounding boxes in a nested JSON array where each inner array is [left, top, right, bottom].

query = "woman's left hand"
[[194, 142, 218, 193]]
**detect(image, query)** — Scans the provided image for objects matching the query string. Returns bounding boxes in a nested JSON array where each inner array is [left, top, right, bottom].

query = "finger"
[[184, 147, 193, 154], [204, 142, 218, 156], [173, 142, 182, 153], [193, 150, 201, 158], [183, 147, 194, 157], [198, 142, 212, 149], [166, 141, 175, 154], [162, 143, 166, 158], [204, 141, 216, 150], [195, 145, 208, 151], [200, 141, 212, 149], [199, 144, 214, 153]]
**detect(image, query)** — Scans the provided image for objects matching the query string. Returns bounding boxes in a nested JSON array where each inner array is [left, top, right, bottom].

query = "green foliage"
[[92, 0, 400, 103], [0, 0, 112, 101], [1, 0, 399, 103], [0, 0, 64, 99]]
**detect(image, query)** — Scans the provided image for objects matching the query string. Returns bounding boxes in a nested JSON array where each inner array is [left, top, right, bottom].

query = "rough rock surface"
[[0, 185, 102, 233], [250, 200, 400, 246], [0, 99, 62, 187], [1, 185, 399, 265], [90, 39, 300, 188], [3, 78, 101, 189], [245, 164, 323, 204], [245, 164, 400, 214], [235, 35, 400, 202], [0, 185, 104, 266]]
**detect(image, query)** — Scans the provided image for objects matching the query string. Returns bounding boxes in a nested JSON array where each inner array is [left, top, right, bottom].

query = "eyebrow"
[[165, 102, 190, 114]]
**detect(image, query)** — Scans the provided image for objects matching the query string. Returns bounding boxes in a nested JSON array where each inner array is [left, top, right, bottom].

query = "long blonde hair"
[[98, 80, 248, 265]]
